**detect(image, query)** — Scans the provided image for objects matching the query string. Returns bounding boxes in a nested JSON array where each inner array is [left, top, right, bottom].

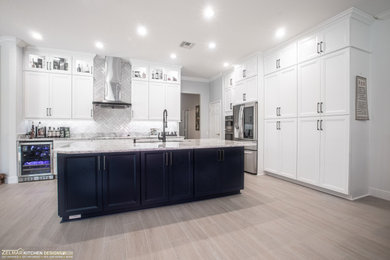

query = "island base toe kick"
[[57, 147, 244, 222]]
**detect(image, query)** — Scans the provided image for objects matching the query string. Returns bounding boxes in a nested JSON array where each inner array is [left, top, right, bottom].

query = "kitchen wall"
[[181, 79, 209, 138], [368, 18, 390, 200], [209, 75, 224, 139], [22, 55, 179, 136]]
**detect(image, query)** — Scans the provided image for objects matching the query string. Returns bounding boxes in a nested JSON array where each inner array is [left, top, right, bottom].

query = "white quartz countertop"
[[53, 139, 250, 154]]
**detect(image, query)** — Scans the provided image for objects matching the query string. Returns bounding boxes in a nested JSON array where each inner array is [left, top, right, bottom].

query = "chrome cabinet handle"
[[317, 120, 320, 131], [320, 120, 323, 131], [320, 102, 323, 113], [278, 107, 281, 116], [49, 108, 52, 116], [165, 152, 169, 166], [103, 156, 106, 171], [317, 42, 320, 54], [317, 102, 320, 113], [98, 157, 101, 172], [320, 41, 324, 53], [46, 108, 48, 116], [276, 107, 278, 116], [243, 69, 247, 78], [230, 103, 232, 110]]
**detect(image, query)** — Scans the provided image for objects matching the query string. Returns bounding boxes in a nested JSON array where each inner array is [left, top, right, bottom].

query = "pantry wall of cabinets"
[[24, 47, 94, 120], [263, 8, 373, 199], [130, 60, 181, 121]]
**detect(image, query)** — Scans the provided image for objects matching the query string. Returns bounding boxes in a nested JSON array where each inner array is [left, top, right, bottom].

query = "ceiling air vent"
[[180, 41, 195, 49]]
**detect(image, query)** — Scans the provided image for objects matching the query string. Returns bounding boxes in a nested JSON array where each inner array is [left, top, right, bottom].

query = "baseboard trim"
[[350, 194, 370, 200], [369, 187, 390, 201], [6, 175, 18, 184]]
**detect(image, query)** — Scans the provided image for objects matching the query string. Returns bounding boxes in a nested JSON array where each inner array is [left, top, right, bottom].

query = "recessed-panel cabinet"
[[50, 74, 72, 118], [298, 49, 349, 118], [24, 72, 50, 118], [264, 119, 297, 179], [131, 81, 149, 120], [148, 83, 180, 121], [264, 42, 297, 75], [297, 116, 349, 194], [72, 76, 93, 119], [103, 153, 140, 211], [169, 150, 194, 202], [264, 66, 297, 119]]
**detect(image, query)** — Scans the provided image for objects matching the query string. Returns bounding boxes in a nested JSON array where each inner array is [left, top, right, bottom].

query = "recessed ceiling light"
[[223, 62, 229, 67], [203, 6, 215, 19], [95, 41, 104, 49], [170, 53, 177, 59], [137, 25, 148, 37], [208, 42, 216, 49], [31, 31, 43, 40], [275, 27, 286, 39]]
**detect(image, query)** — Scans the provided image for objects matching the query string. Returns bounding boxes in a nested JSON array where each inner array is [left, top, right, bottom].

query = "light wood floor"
[[1, 174, 389, 260]]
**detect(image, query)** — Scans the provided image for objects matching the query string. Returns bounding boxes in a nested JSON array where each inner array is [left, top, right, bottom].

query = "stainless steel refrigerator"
[[233, 102, 258, 174]]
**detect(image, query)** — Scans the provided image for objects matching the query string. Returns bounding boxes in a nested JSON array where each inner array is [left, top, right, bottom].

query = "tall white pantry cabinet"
[[263, 8, 373, 199]]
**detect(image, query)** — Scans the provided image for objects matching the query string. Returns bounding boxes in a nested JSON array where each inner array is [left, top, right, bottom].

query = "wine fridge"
[[18, 141, 54, 182]]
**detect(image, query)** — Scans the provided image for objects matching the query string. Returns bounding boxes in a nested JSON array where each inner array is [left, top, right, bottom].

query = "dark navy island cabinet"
[[103, 153, 140, 211], [58, 147, 243, 222], [194, 147, 244, 198]]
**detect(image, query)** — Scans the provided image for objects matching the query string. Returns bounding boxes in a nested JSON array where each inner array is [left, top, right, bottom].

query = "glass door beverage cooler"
[[18, 141, 54, 182]]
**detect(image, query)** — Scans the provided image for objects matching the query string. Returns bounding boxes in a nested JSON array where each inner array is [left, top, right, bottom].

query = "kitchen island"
[[55, 139, 245, 222]]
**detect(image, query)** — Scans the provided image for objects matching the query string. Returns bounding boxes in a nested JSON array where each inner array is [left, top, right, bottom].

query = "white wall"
[[209, 76, 224, 139], [181, 79, 209, 138], [368, 18, 390, 200]]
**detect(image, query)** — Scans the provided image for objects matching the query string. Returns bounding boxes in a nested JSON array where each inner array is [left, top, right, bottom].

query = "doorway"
[[179, 93, 200, 139], [209, 100, 222, 139]]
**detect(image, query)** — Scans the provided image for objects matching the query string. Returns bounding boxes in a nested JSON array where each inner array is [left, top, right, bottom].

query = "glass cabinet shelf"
[[132, 64, 148, 80]]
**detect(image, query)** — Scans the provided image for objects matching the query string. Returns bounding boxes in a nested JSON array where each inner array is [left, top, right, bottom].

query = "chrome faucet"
[[158, 109, 168, 142]]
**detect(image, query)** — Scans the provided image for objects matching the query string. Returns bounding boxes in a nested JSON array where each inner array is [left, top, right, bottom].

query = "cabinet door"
[[297, 118, 321, 185], [232, 82, 244, 104], [264, 73, 280, 119], [321, 19, 349, 54], [50, 74, 72, 118], [234, 65, 244, 82], [141, 151, 169, 205], [298, 59, 321, 117], [298, 33, 320, 63], [169, 150, 193, 202], [264, 120, 280, 174], [224, 88, 233, 113], [319, 116, 349, 194], [165, 84, 181, 121], [243, 56, 258, 79], [194, 148, 220, 198], [264, 51, 279, 75], [103, 153, 140, 211], [279, 42, 297, 69], [72, 76, 93, 119], [148, 83, 166, 120], [279, 66, 297, 118], [242, 76, 258, 102], [321, 49, 349, 116], [220, 147, 244, 193], [24, 72, 50, 118], [58, 154, 102, 217], [279, 119, 297, 179], [131, 81, 149, 120]]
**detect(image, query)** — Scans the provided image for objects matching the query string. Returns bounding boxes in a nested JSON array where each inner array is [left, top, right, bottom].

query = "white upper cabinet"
[[50, 74, 72, 118], [242, 76, 258, 103], [234, 56, 258, 82], [264, 66, 297, 119], [298, 16, 370, 63], [264, 42, 297, 75], [72, 76, 93, 119], [24, 49, 72, 74], [165, 84, 181, 121], [321, 49, 349, 116], [24, 71, 72, 119], [131, 81, 149, 120], [298, 49, 349, 118], [24, 51, 50, 72], [148, 83, 181, 121], [223, 71, 234, 114], [24, 72, 50, 118]]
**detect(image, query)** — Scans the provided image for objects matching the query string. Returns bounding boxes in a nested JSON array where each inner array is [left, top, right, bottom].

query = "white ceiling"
[[1, 0, 390, 79]]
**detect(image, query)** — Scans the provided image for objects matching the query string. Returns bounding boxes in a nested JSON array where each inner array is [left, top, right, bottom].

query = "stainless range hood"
[[93, 56, 132, 109]]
